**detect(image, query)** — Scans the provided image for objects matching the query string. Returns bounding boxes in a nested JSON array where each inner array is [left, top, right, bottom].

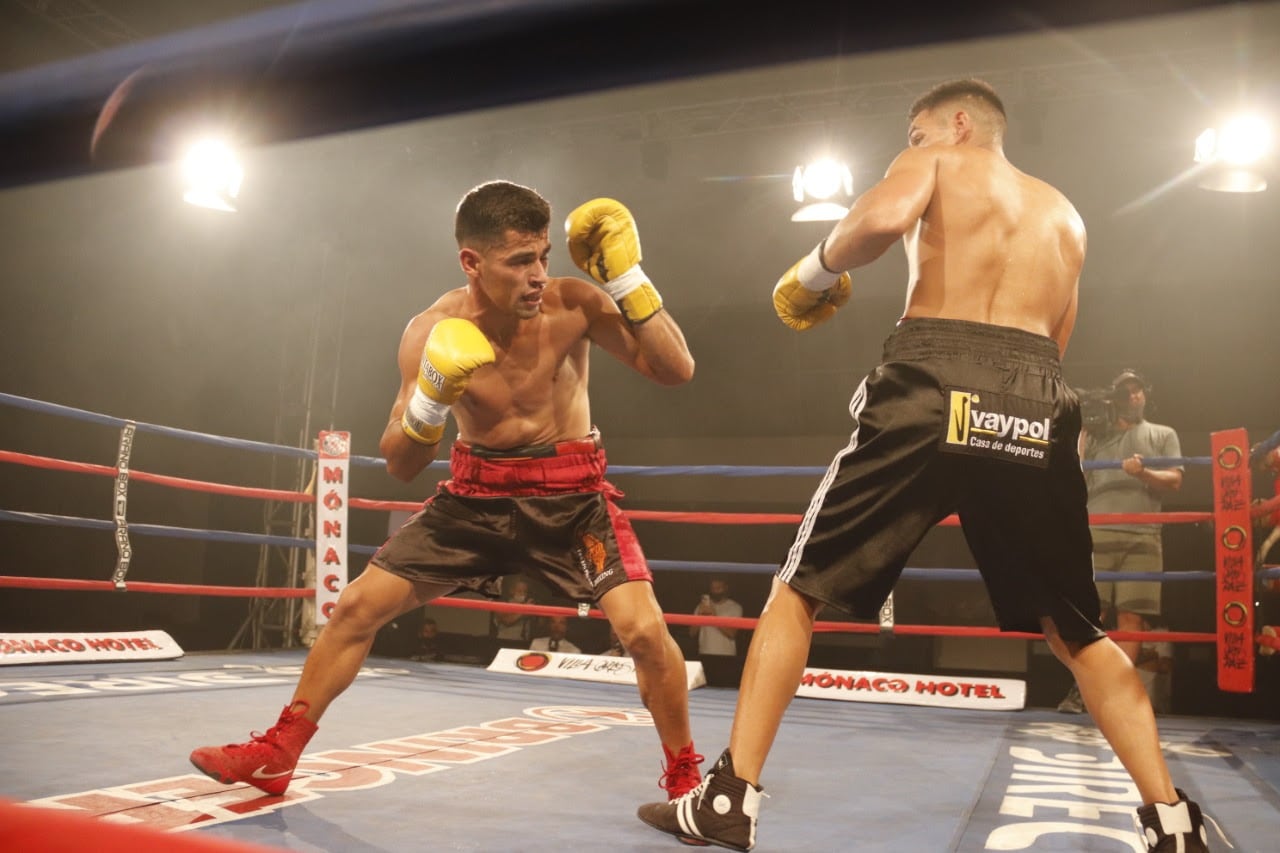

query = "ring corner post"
[[1210, 428, 1255, 693], [315, 430, 352, 632]]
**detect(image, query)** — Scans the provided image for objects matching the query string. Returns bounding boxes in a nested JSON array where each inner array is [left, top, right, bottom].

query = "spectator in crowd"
[[492, 576, 537, 648], [410, 617, 444, 662], [530, 615, 582, 654], [690, 576, 744, 687]]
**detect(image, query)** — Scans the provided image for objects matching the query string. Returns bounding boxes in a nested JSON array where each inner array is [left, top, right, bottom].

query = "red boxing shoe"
[[190, 701, 318, 795]]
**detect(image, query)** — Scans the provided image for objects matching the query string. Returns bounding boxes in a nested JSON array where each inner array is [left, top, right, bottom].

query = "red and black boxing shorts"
[[370, 431, 652, 602]]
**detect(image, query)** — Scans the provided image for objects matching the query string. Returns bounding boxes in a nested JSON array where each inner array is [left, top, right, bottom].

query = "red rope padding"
[[0, 449, 1222, 522], [427, 598, 1216, 643], [0, 450, 110, 478], [5, 444, 1270, 529], [0, 448, 1231, 526], [0, 449, 311, 503], [339, 502, 1219, 526], [0, 576, 312, 597], [1090, 511, 1214, 524], [0, 575, 1222, 642], [623, 510, 1215, 526]]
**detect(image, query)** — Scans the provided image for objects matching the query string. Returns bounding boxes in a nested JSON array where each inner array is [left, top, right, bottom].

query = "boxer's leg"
[[290, 565, 450, 720], [1041, 617, 1177, 805], [190, 566, 451, 794], [599, 580, 701, 798], [1041, 620, 1207, 850], [727, 577, 820, 786]]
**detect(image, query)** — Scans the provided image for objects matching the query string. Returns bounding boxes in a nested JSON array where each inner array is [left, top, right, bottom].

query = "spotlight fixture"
[[181, 138, 243, 212], [791, 158, 853, 222], [1193, 114, 1272, 193]]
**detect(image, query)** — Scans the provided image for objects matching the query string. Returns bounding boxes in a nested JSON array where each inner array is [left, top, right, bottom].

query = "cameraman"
[[1060, 369, 1183, 713]]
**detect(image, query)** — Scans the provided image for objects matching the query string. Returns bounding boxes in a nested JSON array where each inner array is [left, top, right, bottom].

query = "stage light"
[[1193, 114, 1271, 193], [181, 138, 243, 212], [791, 158, 853, 222]]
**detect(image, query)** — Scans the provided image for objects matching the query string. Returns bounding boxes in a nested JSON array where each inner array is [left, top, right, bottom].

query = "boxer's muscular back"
[[902, 146, 1086, 355]]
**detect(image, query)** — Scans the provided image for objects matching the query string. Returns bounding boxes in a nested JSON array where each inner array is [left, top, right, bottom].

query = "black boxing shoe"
[[638, 749, 764, 852], [1135, 790, 1209, 852]]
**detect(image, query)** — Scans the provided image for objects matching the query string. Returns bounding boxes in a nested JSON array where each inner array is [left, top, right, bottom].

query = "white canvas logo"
[[22, 706, 643, 834]]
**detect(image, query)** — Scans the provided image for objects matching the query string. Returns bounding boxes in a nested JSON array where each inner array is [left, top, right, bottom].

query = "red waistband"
[[454, 432, 602, 461], [446, 436, 611, 497]]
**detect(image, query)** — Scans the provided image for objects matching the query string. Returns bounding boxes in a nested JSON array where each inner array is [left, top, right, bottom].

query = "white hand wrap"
[[795, 243, 843, 291], [401, 386, 451, 443], [600, 263, 649, 299], [599, 263, 663, 324]]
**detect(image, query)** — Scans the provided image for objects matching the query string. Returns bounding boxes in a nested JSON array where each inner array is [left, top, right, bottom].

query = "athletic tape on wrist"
[[402, 417, 443, 445], [817, 237, 839, 274], [797, 243, 842, 291], [406, 385, 450, 426], [601, 264, 649, 299]]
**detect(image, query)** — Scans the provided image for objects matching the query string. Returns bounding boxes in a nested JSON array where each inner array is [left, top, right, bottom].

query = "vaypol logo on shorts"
[[942, 388, 1053, 467]]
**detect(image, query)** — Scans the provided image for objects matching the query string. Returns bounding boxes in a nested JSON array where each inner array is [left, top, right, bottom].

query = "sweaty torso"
[[902, 147, 1085, 353], [430, 279, 594, 450]]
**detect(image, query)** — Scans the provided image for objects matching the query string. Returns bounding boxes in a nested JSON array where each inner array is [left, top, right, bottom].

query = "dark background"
[[0, 0, 1277, 717]]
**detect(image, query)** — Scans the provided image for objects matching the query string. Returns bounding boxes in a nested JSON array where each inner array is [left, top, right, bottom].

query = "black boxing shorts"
[[779, 317, 1105, 644], [369, 431, 652, 602]]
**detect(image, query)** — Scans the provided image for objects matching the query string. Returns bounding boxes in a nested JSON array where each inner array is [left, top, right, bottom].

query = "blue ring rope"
[[1, 391, 1240, 476], [0, 508, 1251, 583]]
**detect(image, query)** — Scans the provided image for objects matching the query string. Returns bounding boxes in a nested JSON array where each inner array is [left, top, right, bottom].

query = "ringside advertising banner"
[[796, 666, 1025, 710], [0, 630, 183, 665], [488, 648, 706, 690]]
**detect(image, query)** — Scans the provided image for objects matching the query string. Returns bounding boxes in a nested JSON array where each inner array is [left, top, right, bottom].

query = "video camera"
[[1075, 387, 1116, 435]]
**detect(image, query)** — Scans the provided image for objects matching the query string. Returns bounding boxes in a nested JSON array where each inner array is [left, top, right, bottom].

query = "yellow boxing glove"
[[565, 197, 663, 324], [772, 240, 852, 331], [401, 318, 496, 445]]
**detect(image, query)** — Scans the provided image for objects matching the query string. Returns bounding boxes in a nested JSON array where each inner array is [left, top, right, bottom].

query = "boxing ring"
[[2, 389, 1279, 852]]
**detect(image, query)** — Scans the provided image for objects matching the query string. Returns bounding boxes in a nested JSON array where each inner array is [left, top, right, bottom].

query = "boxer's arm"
[[1053, 211, 1087, 358], [380, 313, 442, 482], [773, 147, 936, 331], [821, 146, 938, 272], [579, 279, 695, 386], [1053, 284, 1080, 360]]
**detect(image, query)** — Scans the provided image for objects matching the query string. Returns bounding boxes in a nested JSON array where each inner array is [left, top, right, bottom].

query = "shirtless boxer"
[[638, 79, 1209, 853], [190, 181, 705, 807]]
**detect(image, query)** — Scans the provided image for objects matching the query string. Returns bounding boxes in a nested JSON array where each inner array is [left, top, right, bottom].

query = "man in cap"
[[1059, 368, 1183, 713]]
